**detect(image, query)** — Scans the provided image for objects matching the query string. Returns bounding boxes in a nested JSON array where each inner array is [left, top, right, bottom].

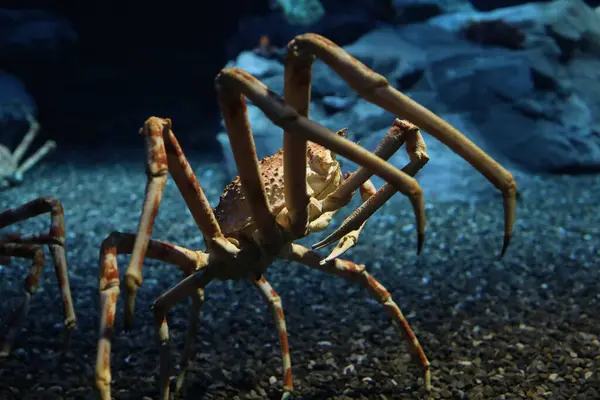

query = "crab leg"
[[15, 139, 56, 177], [0, 197, 76, 347], [215, 68, 426, 254], [95, 231, 205, 400], [152, 269, 214, 400], [280, 243, 431, 391], [288, 33, 516, 256], [0, 243, 44, 356], [151, 270, 293, 400], [318, 179, 377, 263], [281, 50, 314, 237], [11, 109, 40, 165], [124, 118, 237, 329], [314, 122, 429, 254], [216, 88, 284, 254], [173, 287, 205, 396], [321, 119, 416, 212], [255, 276, 293, 399]]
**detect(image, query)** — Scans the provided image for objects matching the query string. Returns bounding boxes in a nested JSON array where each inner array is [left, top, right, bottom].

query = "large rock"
[[427, 0, 600, 172], [220, 0, 600, 181]]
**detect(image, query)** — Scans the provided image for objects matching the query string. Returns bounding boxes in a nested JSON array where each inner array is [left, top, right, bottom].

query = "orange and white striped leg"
[[0, 243, 44, 356], [0, 196, 76, 352], [152, 270, 214, 400], [124, 118, 237, 332], [280, 243, 431, 391], [313, 124, 429, 255], [318, 178, 377, 264], [173, 287, 205, 396], [95, 231, 204, 400], [254, 276, 293, 399]]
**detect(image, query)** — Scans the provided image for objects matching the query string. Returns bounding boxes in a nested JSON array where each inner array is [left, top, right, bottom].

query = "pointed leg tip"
[[500, 234, 512, 258], [417, 233, 425, 255]]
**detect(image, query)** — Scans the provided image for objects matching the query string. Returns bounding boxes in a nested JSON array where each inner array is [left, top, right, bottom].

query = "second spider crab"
[[0, 104, 56, 190], [0, 197, 77, 356], [95, 34, 516, 399]]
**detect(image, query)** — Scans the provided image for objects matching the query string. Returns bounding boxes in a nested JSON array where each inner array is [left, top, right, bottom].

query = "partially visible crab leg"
[[0, 243, 44, 356], [280, 243, 431, 391], [0, 197, 76, 348], [315, 184, 403, 254], [255, 276, 293, 399], [320, 119, 414, 212], [95, 231, 205, 400], [217, 87, 286, 254], [313, 119, 426, 261], [124, 118, 237, 329], [318, 179, 376, 263], [151, 270, 294, 400], [152, 269, 214, 400], [315, 121, 429, 258], [173, 287, 205, 396], [215, 68, 426, 254], [11, 108, 40, 165], [288, 33, 516, 256], [15, 140, 56, 178]]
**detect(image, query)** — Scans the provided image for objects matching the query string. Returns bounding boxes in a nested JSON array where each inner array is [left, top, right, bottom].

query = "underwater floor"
[[0, 149, 599, 399]]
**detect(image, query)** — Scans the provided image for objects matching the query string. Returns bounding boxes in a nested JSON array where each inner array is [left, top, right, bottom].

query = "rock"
[[393, 0, 474, 23], [427, 0, 600, 172], [220, 0, 600, 190]]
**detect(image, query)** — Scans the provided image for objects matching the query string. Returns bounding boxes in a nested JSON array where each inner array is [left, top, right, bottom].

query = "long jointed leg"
[[150, 271, 293, 400], [216, 85, 284, 253], [317, 119, 428, 262], [95, 231, 205, 400], [287, 33, 516, 256], [124, 118, 237, 329], [151, 269, 213, 400], [314, 120, 429, 256], [0, 243, 43, 356], [320, 119, 416, 213], [11, 108, 57, 178], [173, 287, 205, 396], [0, 197, 76, 353], [280, 243, 431, 391], [318, 179, 377, 264], [215, 69, 425, 253], [282, 49, 314, 238], [255, 276, 293, 399]]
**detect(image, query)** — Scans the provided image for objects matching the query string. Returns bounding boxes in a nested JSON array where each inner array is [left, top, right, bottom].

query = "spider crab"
[[95, 33, 516, 399], [0, 104, 56, 190], [0, 197, 77, 356]]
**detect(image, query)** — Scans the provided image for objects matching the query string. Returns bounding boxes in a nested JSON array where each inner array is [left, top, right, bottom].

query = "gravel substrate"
[[1, 149, 599, 400]]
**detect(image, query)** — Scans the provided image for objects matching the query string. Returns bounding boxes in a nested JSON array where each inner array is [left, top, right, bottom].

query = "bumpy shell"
[[215, 149, 286, 237], [214, 142, 341, 237]]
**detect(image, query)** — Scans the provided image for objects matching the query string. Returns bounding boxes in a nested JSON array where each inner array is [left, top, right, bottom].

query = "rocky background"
[[2, 2, 600, 398], [1, 0, 600, 182]]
